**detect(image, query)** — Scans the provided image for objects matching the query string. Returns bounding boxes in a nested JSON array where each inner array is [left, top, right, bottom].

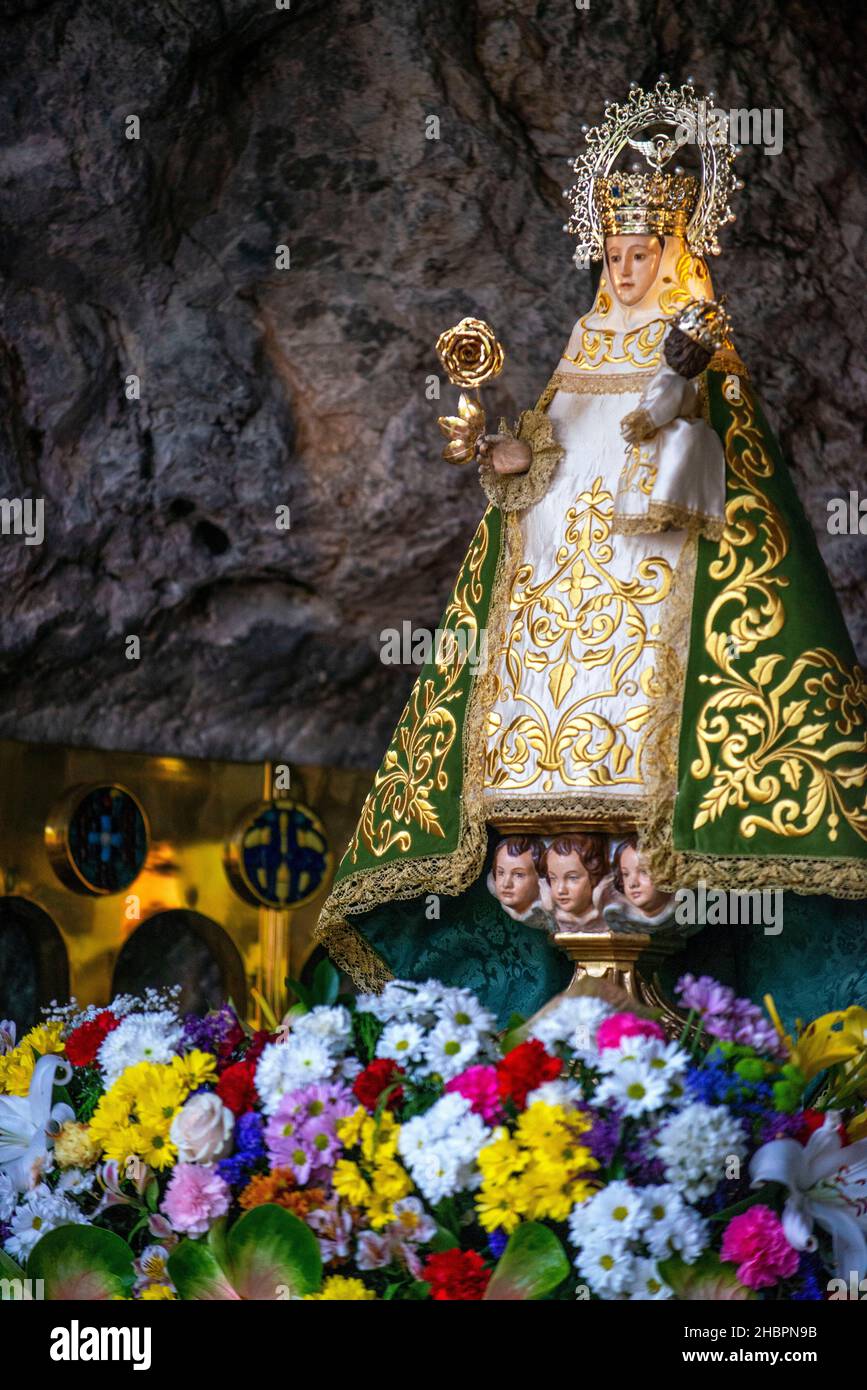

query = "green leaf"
[[225, 1204, 322, 1301], [169, 1206, 322, 1301], [352, 1009, 383, 1064], [285, 976, 313, 1011], [27, 1225, 136, 1301], [0, 1248, 25, 1281], [168, 1240, 241, 1301], [145, 1179, 159, 1212], [708, 1189, 781, 1223], [428, 1225, 461, 1253], [500, 1026, 527, 1055], [484, 1222, 570, 1301], [658, 1252, 758, 1300], [312, 958, 340, 1007], [206, 1214, 231, 1275]]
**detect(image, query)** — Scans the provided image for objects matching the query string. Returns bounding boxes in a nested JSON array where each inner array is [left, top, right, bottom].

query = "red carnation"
[[496, 1039, 562, 1111], [423, 1249, 491, 1301], [216, 1058, 258, 1115], [65, 1011, 119, 1068], [353, 1058, 405, 1112]]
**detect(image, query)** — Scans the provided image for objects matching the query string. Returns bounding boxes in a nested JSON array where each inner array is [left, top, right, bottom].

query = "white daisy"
[[574, 1233, 636, 1298], [623, 1256, 673, 1300], [55, 1169, 96, 1197], [594, 1059, 671, 1117], [436, 990, 497, 1037], [640, 1184, 708, 1262], [97, 1010, 183, 1086], [578, 1181, 648, 1242], [419, 1020, 480, 1080], [376, 1020, 426, 1064], [4, 1185, 85, 1261], [408, 1148, 462, 1205], [255, 1037, 333, 1115], [397, 1093, 487, 1201]]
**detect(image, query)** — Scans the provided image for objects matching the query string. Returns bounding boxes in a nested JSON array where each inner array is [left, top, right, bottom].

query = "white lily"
[[750, 1112, 867, 1281], [0, 1054, 74, 1191]]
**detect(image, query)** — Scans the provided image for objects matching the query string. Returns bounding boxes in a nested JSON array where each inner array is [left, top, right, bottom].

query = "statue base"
[[551, 926, 688, 1034]]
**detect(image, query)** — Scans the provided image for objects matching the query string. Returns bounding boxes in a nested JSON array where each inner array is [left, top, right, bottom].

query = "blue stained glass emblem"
[[239, 800, 329, 908], [66, 786, 148, 894]]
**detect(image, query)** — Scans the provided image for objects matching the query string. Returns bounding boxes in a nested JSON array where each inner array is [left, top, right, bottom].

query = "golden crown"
[[564, 77, 741, 265], [593, 170, 699, 238]]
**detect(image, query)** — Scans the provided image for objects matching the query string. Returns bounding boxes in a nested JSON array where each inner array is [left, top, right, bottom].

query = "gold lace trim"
[[478, 409, 565, 511], [547, 370, 651, 396], [612, 501, 726, 542], [486, 789, 647, 825], [707, 349, 750, 379]]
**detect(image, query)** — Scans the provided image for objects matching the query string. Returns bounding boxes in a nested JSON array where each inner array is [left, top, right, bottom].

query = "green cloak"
[[317, 370, 867, 999]]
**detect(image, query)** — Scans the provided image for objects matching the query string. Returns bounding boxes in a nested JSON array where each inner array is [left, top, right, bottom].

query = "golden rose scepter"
[[435, 317, 505, 465]]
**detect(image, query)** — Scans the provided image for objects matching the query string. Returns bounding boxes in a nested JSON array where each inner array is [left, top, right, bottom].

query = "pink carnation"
[[160, 1163, 231, 1237], [445, 1065, 503, 1123], [721, 1204, 799, 1289], [596, 1013, 665, 1051]]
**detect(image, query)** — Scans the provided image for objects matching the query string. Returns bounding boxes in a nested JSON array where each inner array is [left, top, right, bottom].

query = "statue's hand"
[[619, 407, 657, 446], [476, 433, 532, 476]]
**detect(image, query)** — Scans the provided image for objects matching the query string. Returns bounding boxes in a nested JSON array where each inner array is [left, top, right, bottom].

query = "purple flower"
[[675, 975, 785, 1056], [676, 974, 735, 1020], [216, 1110, 265, 1186], [182, 1004, 242, 1056], [264, 1080, 354, 1181], [488, 1229, 509, 1259], [586, 1110, 622, 1167]]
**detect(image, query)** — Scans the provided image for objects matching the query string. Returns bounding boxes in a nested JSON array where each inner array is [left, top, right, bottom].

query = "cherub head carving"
[[540, 834, 608, 929], [491, 835, 543, 918]]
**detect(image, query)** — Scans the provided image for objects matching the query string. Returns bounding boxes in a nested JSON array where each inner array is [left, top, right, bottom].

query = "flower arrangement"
[[1, 971, 866, 1301]]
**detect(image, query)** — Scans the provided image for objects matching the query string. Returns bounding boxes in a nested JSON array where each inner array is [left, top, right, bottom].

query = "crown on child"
[[673, 296, 732, 352]]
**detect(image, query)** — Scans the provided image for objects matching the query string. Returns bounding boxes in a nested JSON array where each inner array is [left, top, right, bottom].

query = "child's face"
[[620, 845, 666, 913], [493, 850, 539, 914], [546, 850, 593, 915]]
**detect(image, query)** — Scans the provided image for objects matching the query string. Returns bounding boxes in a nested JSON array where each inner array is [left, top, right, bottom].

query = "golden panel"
[[484, 476, 674, 796]]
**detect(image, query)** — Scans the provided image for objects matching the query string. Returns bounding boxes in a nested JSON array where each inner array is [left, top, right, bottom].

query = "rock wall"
[[0, 0, 863, 766]]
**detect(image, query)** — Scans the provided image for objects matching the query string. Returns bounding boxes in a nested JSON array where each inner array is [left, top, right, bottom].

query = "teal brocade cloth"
[[356, 834, 867, 1028]]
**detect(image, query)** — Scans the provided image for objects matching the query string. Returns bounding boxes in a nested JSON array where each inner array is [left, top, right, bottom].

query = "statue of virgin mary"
[[317, 79, 867, 1015]]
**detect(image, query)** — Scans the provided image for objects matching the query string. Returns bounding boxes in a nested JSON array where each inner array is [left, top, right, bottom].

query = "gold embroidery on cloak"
[[483, 476, 674, 795]]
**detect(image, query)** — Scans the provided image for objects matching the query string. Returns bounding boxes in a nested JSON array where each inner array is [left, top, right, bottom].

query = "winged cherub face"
[[605, 234, 664, 306]]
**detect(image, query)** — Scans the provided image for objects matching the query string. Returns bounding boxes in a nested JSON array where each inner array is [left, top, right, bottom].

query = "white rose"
[[169, 1092, 234, 1164]]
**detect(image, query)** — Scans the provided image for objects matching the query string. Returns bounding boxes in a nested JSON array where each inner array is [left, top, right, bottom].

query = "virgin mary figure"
[[317, 80, 867, 1015]]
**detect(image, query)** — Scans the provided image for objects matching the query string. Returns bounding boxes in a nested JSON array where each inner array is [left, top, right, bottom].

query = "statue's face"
[[493, 849, 539, 914], [620, 845, 667, 913], [546, 850, 593, 916], [605, 234, 663, 306]]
